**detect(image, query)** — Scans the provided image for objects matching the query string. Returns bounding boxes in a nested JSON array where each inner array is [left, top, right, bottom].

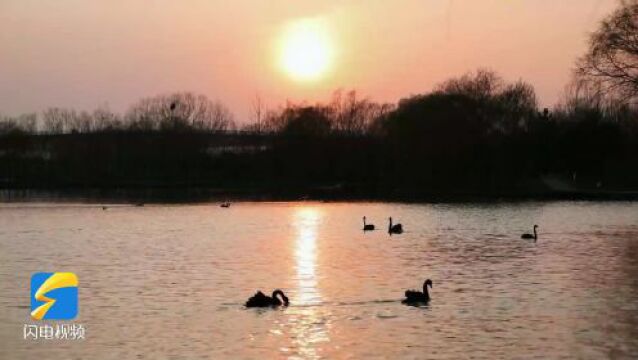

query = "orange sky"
[[0, 0, 617, 123]]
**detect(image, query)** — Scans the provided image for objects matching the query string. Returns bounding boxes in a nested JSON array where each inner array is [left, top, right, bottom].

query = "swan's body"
[[521, 225, 538, 240], [388, 217, 403, 234], [403, 279, 432, 304], [363, 216, 375, 231], [245, 290, 289, 308]]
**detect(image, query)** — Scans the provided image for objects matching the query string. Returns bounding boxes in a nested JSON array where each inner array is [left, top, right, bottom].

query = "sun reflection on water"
[[294, 207, 322, 305], [285, 206, 331, 359]]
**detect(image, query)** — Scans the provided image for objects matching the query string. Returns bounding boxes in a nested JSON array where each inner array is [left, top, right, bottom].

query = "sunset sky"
[[0, 0, 617, 123]]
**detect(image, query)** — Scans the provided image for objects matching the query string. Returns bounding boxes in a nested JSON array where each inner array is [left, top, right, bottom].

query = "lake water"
[[1, 201, 638, 359]]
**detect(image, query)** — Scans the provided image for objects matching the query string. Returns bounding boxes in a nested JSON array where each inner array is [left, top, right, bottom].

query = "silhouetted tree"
[[126, 92, 235, 132], [281, 106, 332, 137], [251, 94, 264, 133], [92, 106, 123, 132], [330, 90, 378, 136], [3, 72, 638, 197], [578, 0, 638, 102], [0, 113, 37, 135], [435, 69, 538, 133], [437, 69, 503, 100], [42, 108, 78, 134]]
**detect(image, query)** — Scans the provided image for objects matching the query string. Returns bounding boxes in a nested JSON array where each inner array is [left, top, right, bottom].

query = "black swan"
[[245, 289, 289, 308], [220, 202, 231, 208], [521, 225, 538, 240], [363, 216, 375, 231], [388, 217, 403, 234], [403, 279, 432, 304]]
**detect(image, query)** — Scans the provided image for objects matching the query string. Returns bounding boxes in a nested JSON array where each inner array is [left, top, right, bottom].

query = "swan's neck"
[[533, 228, 537, 238], [272, 290, 287, 305], [423, 285, 430, 299], [363, 218, 366, 226], [389, 218, 392, 230]]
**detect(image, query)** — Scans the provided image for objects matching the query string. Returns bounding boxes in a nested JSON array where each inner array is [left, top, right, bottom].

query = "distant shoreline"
[[2, 185, 638, 204]]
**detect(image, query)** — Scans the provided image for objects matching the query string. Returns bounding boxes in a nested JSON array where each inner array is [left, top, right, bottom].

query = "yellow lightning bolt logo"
[[30, 272, 78, 320]]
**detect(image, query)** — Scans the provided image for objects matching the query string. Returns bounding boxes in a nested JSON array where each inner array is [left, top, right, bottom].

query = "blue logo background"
[[30, 272, 78, 320]]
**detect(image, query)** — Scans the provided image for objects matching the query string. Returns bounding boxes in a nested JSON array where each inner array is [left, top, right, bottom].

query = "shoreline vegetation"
[[3, 2, 638, 203], [2, 69, 638, 202], [3, 184, 638, 204]]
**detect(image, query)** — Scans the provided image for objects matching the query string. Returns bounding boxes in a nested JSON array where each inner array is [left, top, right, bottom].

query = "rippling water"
[[1, 201, 638, 359]]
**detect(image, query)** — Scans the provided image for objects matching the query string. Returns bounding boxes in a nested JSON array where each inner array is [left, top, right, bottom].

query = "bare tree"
[[126, 92, 235, 132], [93, 106, 122, 131], [577, 0, 638, 102], [42, 108, 77, 134], [495, 80, 538, 132], [367, 102, 395, 136], [250, 94, 264, 133], [434, 69, 538, 133], [0, 113, 37, 134], [69, 111, 93, 133], [436, 69, 504, 100], [330, 90, 381, 135], [260, 108, 285, 133]]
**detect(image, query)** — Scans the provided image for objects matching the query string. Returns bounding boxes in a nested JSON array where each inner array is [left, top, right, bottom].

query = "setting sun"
[[278, 18, 334, 81]]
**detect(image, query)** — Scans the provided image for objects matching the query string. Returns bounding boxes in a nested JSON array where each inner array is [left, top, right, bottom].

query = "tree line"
[[1, 1, 638, 198], [0, 92, 236, 135]]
